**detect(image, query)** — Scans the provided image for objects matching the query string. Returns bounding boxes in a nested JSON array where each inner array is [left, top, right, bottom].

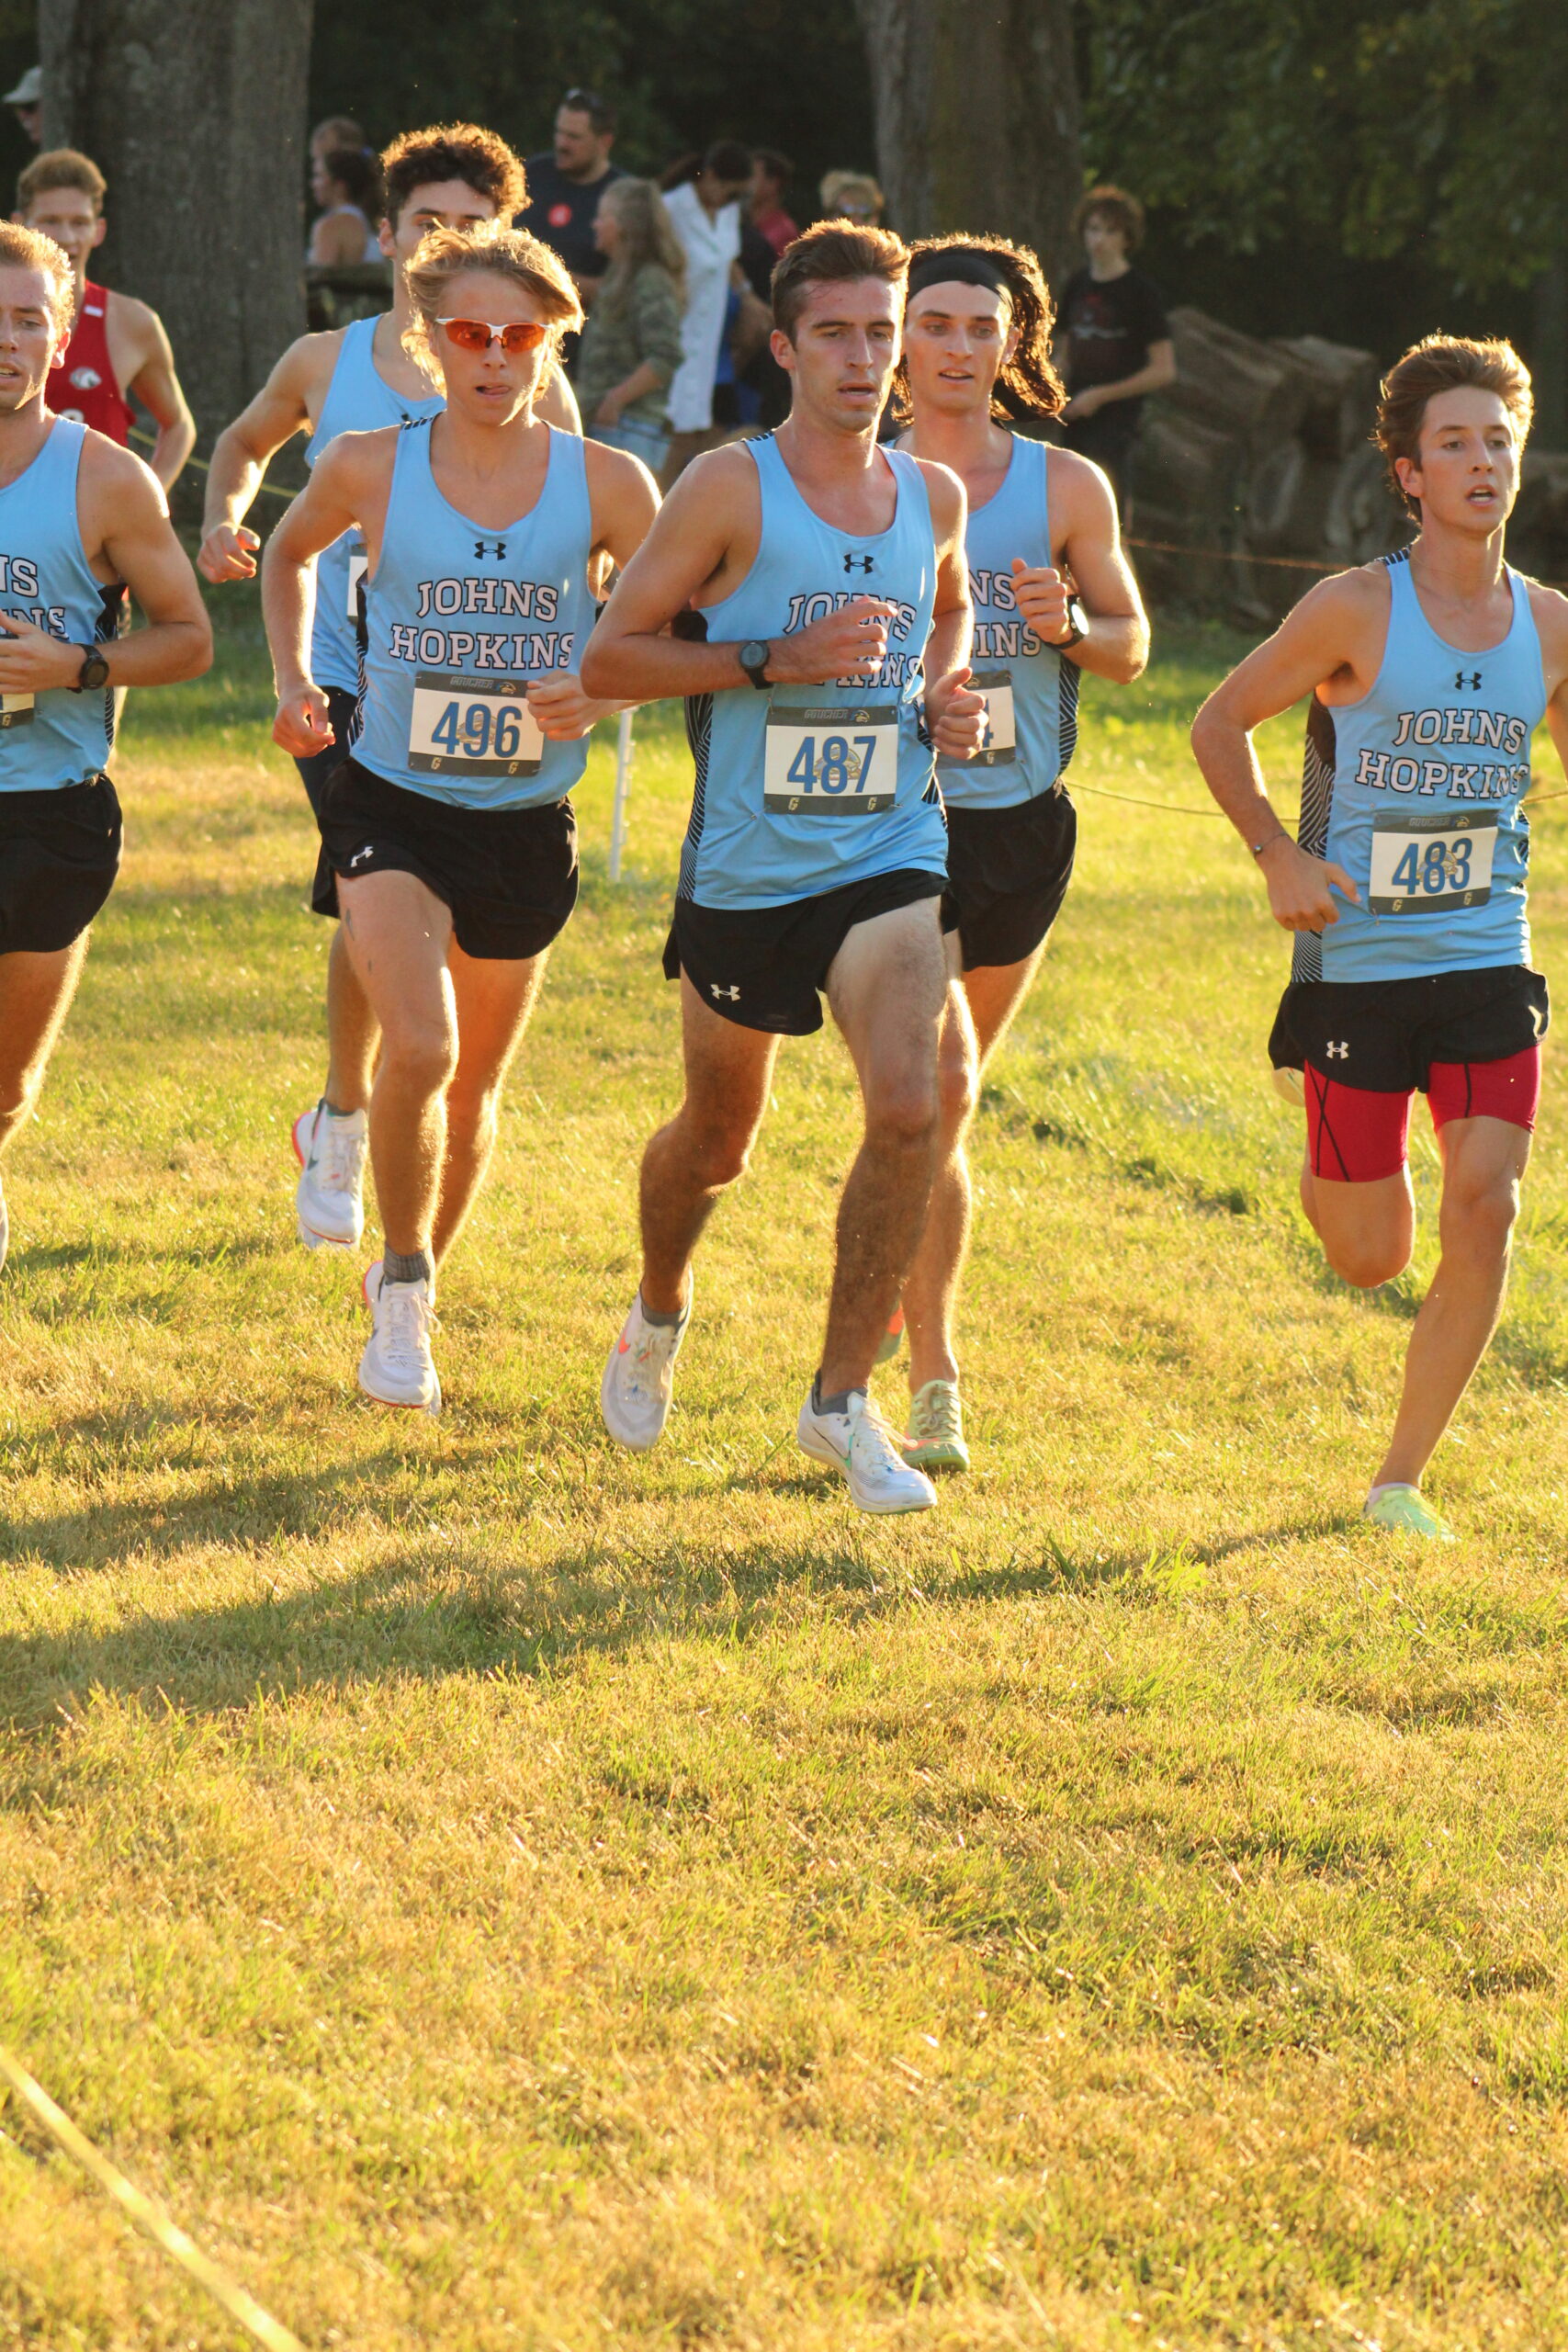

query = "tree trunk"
[[39, 0, 314, 448], [854, 0, 1081, 283]]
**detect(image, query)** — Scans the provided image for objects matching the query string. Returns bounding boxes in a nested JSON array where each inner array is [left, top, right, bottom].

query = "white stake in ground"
[[610, 708, 634, 882]]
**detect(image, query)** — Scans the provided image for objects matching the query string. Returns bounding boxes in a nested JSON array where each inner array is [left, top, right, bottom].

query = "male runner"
[[199, 125, 581, 1259], [15, 150, 196, 490], [891, 233, 1147, 1470], [264, 224, 654, 1413], [583, 220, 987, 1514], [0, 222, 209, 1270], [1192, 335, 1568, 1541]]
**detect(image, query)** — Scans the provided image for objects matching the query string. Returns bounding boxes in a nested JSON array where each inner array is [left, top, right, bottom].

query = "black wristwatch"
[[739, 638, 773, 690], [1052, 599, 1088, 652], [72, 643, 111, 693]]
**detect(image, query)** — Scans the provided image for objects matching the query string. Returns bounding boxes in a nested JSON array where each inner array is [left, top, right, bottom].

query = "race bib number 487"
[[408, 671, 543, 777], [1368, 808, 1498, 915], [762, 702, 897, 816]]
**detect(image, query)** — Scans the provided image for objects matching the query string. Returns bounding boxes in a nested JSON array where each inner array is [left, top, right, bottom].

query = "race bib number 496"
[[762, 702, 897, 816], [408, 671, 543, 777], [1368, 808, 1498, 915]]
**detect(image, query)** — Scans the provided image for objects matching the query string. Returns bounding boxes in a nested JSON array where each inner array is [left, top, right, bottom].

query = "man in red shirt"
[[14, 148, 195, 489]]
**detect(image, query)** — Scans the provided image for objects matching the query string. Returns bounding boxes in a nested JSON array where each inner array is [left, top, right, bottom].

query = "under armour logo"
[[1325, 1040, 1349, 1059], [348, 844, 375, 868], [474, 537, 507, 560], [710, 983, 740, 1001], [843, 553, 874, 573], [1454, 669, 1482, 690]]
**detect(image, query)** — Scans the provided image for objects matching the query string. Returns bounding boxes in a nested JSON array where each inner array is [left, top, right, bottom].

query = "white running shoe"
[[601, 1288, 690, 1451], [797, 1386, 938, 1514], [293, 1101, 367, 1250], [358, 1260, 441, 1413]]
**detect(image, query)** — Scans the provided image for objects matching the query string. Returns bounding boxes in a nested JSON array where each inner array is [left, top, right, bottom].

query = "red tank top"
[[50, 280, 134, 444]]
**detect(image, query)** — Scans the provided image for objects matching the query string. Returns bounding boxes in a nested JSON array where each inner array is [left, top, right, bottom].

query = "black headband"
[[906, 248, 1010, 301]]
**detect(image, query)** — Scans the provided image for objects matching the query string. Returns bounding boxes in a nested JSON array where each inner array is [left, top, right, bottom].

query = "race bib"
[[346, 546, 367, 622], [969, 668, 1015, 765], [1368, 808, 1497, 915], [762, 702, 897, 816], [408, 672, 543, 777], [0, 691, 35, 731]]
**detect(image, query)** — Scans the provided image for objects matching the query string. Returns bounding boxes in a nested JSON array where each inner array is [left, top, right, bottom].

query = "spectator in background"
[[1056, 184, 1175, 518], [749, 149, 797, 257], [520, 87, 624, 304], [310, 115, 367, 166], [5, 65, 41, 148], [818, 169, 885, 227], [660, 141, 752, 484], [308, 145, 383, 265], [577, 176, 685, 476]]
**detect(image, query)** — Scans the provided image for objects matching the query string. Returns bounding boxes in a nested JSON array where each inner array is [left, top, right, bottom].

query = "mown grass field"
[[4, 582, 1568, 2351]]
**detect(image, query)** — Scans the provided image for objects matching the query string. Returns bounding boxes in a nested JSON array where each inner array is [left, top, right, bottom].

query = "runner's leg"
[[1373, 1113, 1530, 1490], [0, 940, 88, 1154], [637, 974, 779, 1315], [324, 923, 378, 1114], [336, 868, 457, 1261], [820, 899, 947, 1396], [432, 940, 548, 1265], [903, 943, 1045, 1392]]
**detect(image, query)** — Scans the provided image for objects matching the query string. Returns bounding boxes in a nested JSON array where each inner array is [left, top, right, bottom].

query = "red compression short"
[[1305, 1046, 1541, 1183]]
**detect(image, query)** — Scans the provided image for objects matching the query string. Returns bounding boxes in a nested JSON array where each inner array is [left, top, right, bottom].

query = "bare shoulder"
[[271, 325, 350, 401], [317, 421, 400, 481], [581, 434, 654, 499], [1523, 573, 1568, 673], [1046, 443, 1117, 523], [77, 426, 166, 515], [1296, 560, 1391, 633], [665, 439, 760, 530], [104, 287, 161, 343], [908, 453, 965, 534]]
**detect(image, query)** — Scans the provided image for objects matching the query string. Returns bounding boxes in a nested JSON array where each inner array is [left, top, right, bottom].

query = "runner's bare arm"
[[1529, 585, 1568, 777], [198, 334, 335, 583], [916, 459, 986, 761], [0, 444, 210, 696], [1033, 449, 1148, 684], [581, 447, 900, 700], [538, 364, 582, 435], [116, 297, 197, 492], [529, 441, 662, 738], [1190, 571, 1386, 933], [261, 433, 391, 756]]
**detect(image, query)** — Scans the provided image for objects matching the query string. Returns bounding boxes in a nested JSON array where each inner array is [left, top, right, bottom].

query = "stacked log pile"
[[1129, 310, 1412, 617]]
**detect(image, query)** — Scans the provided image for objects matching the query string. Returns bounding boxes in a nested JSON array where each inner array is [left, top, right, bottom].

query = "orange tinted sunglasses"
[[435, 316, 549, 356]]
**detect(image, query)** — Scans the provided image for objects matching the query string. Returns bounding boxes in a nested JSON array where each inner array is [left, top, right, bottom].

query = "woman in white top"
[[308, 145, 382, 267], [658, 140, 753, 482]]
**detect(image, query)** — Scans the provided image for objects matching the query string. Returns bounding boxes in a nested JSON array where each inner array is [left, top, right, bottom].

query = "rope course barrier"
[[0, 2041, 307, 2351]]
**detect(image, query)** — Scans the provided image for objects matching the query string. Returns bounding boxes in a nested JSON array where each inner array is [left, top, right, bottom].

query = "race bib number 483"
[[762, 702, 897, 816], [408, 671, 543, 777], [1368, 808, 1498, 915]]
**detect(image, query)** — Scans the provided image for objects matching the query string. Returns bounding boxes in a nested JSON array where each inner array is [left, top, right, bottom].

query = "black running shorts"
[[1269, 963, 1550, 1092], [940, 789, 1077, 972], [313, 755, 579, 962], [293, 684, 358, 820], [0, 775, 122, 955], [664, 866, 945, 1035]]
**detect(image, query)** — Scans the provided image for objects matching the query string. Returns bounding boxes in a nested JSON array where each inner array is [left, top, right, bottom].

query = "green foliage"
[[310, 0, 873, 220], [1083, 0, 1568, 291]]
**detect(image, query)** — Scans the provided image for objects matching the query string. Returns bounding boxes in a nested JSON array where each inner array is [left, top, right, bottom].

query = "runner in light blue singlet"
[[0, 416, 118, 791]]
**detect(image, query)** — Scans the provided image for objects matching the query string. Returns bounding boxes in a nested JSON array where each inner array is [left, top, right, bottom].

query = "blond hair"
[[1377, 335, 1533, 514], [0, 220, 76, 332], [402, 223, 582, 382]]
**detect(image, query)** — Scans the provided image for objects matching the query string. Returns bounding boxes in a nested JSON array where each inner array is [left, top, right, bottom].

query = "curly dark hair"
[[379, 123, 526, 232], [897, 232, 1064, 424]]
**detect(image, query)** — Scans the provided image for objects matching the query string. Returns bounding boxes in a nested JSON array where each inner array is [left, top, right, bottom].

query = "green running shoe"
[[1362, 1484, 1457, 1543], [875, 1305, 905, 1366], [902, 1378, 969, 1473]]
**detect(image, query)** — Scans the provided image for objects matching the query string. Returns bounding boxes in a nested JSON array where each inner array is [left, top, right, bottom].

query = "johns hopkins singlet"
[[681, 434, 947, 910], [0, 418, 117, 794], [1294, 549, 1545, 984], [937, 435, 1077, 808], [304, 317, 442, 695], [354, 419, 596, 811]]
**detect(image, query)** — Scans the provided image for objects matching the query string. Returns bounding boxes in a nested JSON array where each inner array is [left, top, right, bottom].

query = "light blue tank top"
[[1295, 549, 1545, 984], [354, 419, 596, 811], [938, 435, 1077, 809], [0, 419, 117, 794], [681, 434, 947, 909], [304, 318, 442, 695]]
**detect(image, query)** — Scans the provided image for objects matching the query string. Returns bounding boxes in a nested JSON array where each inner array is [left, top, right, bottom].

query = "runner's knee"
[[1324, 1228, 1412, 1290], [378, 1013, 457, 1095]]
